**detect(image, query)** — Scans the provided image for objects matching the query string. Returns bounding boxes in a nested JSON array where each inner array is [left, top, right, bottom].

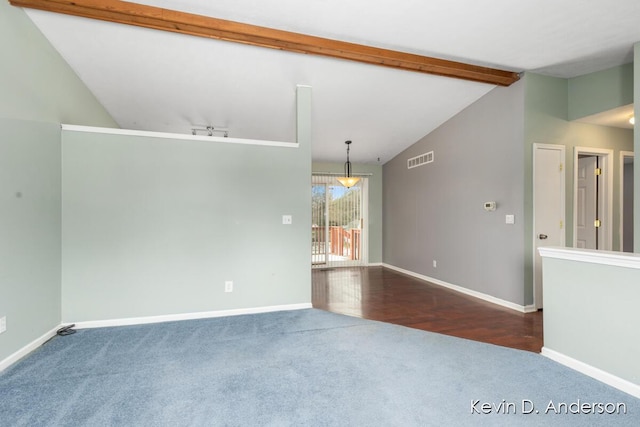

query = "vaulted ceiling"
[[17, 0, 640, 163]]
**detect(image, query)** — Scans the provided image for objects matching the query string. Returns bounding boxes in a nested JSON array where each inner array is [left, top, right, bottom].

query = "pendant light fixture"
[[336, 140, 360, 188]]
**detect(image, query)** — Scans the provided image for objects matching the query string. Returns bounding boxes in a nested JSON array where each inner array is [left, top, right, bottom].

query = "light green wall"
[[61, 89, 312, 322], [523, 73, 567, 303], [0, 3, 116, 363], [312, 162, 383, 264], [568, 63, 634, 121], [523, 72, 634, 303], [542, 254, 640, 387], [1, 1, 311, 361], [0, 119, 61, 363], [0, 3, 117, 127]]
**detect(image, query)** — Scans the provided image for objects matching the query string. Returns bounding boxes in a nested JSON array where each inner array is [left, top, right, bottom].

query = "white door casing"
[[576, 156, 597, 249], [533, 144, 565, 310], [619, 151, 634, 252], [572, 147, 613, 251]]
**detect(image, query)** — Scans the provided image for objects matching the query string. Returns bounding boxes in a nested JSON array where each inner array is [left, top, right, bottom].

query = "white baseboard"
[[368, 262, 383, 267], [542, 347, 640, 399], [71, 303, 313, 329], [382, 263, 534, 313], [0, 304, 312, 372], [0, 326, 60, 373]]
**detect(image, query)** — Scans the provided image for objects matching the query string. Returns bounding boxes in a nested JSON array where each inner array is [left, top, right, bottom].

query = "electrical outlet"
[[0, 316, 6, 334], [282, 215, 293, 225], [433, 260, 437, 268], [225, 281, 233, 293]]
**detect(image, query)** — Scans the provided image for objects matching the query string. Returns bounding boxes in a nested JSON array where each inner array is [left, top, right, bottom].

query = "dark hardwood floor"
[[312, 266, 543, 353]]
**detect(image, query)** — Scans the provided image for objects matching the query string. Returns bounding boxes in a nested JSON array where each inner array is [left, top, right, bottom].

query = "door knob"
[[538, 234, 548, 240]]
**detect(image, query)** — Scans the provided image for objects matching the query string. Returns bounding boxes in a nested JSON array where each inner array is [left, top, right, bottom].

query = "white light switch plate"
[[282, 215, 293, 225], [505, 214, 515, 224], [0, 316, 6, 334]]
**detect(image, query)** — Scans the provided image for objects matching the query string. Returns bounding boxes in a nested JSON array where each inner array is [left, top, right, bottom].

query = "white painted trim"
[[0, 326, 59, 373], [382, 264, 533, 313], [361, 177, 370, 266], [542, 347, 640, 399], [572, 147, 614, 250], [70, 303, 312, 329], [368, 262, 383, 267], [538, 246, 640, 269], [61, 124, 299, 149], [619, 151, 634, 252], [0, 304, 311, 372]]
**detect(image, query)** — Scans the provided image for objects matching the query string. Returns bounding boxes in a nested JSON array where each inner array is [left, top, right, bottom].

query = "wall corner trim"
[[542, 347, 640, 399], [382, 264, 531, 313], [0, 326, 59, 373], [61, 124, 300, 149], [0, 304, 312, 373]]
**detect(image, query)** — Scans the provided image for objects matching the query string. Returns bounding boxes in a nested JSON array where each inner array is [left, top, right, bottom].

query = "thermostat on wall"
[[483, 201, 496, 211]]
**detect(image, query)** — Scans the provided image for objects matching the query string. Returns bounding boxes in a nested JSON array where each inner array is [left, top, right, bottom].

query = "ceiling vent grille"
[[407, 151, 434, 169]]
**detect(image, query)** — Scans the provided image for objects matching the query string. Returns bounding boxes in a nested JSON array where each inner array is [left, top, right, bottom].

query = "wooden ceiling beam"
[[11, 0, 520, 86]]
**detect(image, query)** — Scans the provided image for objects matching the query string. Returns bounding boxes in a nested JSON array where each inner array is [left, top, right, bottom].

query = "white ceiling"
[[24, 0, 640, 164]]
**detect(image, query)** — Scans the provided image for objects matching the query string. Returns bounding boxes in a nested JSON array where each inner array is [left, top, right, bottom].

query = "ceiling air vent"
[[407, 151, 434, 169]]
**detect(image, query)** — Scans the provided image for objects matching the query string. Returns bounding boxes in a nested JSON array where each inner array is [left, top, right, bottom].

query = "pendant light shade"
[[337, 140, 360, 188]]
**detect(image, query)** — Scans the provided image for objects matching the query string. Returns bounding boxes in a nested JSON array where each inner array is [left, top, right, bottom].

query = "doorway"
[[312, 174, 367, 267], [533, 144, 565, 309], [620, 151, 634, 252], [575, 155, 599, 248], [573, 148, 613, 250]]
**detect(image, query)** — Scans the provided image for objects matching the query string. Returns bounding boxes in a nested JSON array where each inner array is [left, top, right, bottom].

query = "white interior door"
[[576, 155, 597, 249], [533, 144, 565, 309]]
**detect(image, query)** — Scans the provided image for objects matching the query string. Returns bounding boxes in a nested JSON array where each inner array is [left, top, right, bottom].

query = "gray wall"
[[383, 80, 526, 305], [312, 162, 383, 264], [383, 70, 633, 308], [0, 2, 116, 362], [61, 119, 311, 322]]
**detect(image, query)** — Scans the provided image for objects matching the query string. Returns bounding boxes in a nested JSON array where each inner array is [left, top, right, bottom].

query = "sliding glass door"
[[312, 175, 367, 267]]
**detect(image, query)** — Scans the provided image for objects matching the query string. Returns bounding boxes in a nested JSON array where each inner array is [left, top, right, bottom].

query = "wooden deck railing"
[[312, 226, 360, 260]]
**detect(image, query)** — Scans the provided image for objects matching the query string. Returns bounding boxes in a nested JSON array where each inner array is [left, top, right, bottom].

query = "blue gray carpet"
[[0, 309, 638, 426]]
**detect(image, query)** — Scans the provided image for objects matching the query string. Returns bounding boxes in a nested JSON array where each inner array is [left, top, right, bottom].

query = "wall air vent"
[[407, 151, 434, 169]]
